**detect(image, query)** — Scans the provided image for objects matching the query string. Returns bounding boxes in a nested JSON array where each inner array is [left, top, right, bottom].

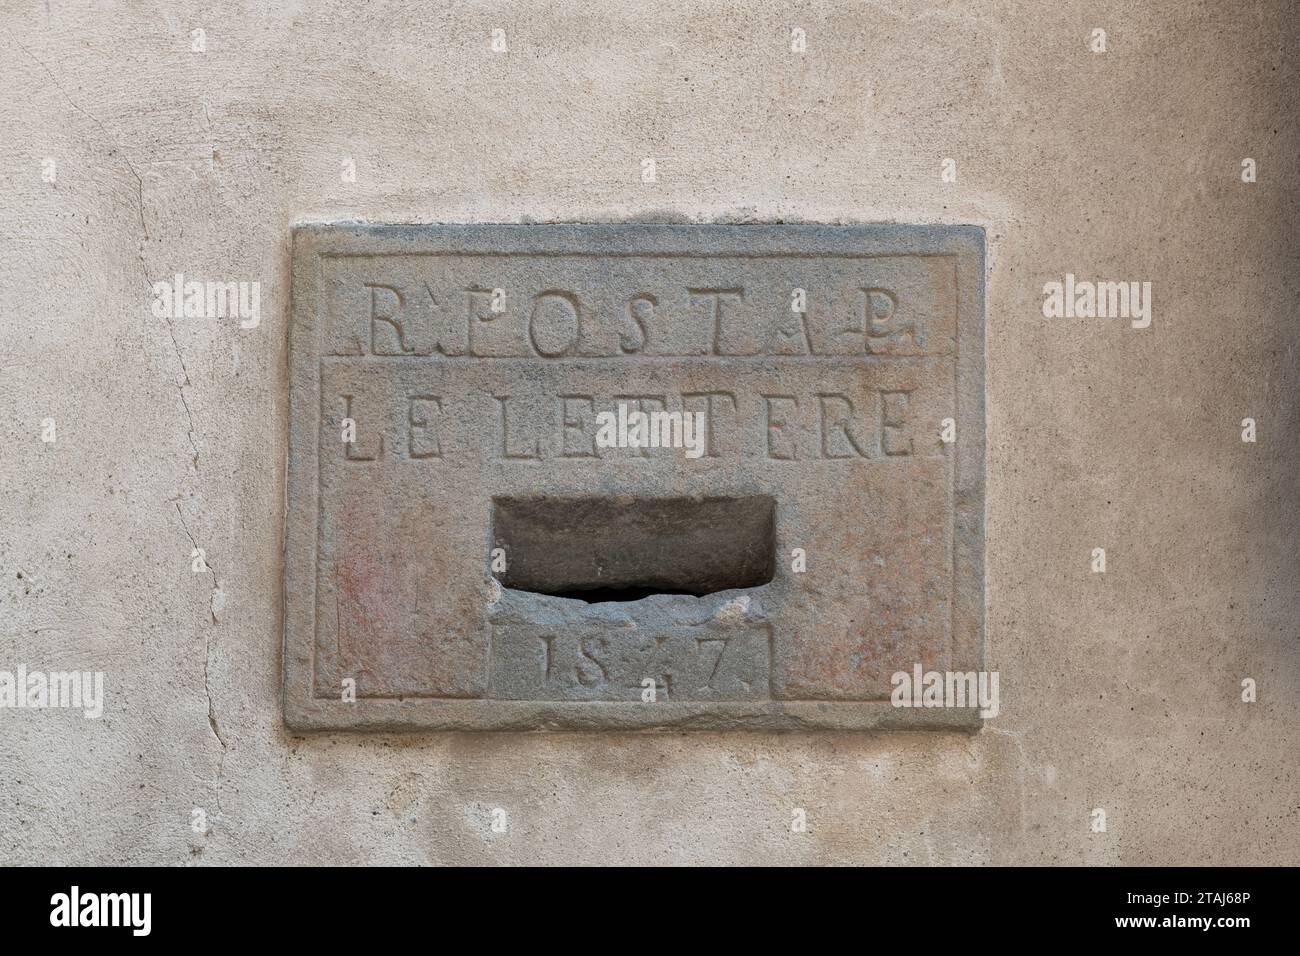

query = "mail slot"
[[492, 495, 776, 601]]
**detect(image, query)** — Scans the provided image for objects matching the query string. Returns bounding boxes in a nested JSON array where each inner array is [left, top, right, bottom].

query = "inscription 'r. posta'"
[[328, 279, 926, 358]]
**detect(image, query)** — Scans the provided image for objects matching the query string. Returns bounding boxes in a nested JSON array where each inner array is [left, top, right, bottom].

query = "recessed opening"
[[492, 496, 776, 603]]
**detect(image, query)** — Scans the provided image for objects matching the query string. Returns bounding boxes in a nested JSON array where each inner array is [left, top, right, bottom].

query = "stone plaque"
[[284, 224, 985, 731]]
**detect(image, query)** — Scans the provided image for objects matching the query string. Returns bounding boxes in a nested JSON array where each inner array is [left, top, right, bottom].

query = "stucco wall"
[[1, 0, 1296, 864]]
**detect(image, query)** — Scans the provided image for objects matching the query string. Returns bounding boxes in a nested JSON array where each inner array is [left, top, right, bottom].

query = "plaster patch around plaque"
[[284, 223, 985, 731]]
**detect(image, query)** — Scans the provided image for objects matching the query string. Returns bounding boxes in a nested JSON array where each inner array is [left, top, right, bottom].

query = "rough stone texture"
[[1, 1, 1297, 863], [285, 223, 983, 730]]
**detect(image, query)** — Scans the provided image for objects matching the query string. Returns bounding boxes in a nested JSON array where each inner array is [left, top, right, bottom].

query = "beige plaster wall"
[[0, 0, 1295, 864]]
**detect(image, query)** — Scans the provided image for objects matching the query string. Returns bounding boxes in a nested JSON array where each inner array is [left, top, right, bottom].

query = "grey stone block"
[[284, 223, 985, 731]]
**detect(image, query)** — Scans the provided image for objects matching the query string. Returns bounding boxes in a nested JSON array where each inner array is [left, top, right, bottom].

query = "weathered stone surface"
[[285, 224, 985, 730]]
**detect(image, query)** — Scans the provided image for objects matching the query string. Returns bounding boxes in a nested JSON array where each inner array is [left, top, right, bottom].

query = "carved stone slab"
[[284, 224, 985, 730]]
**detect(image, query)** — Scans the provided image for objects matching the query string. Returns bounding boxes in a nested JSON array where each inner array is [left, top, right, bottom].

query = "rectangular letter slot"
[[492, 496, 776, 602]]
